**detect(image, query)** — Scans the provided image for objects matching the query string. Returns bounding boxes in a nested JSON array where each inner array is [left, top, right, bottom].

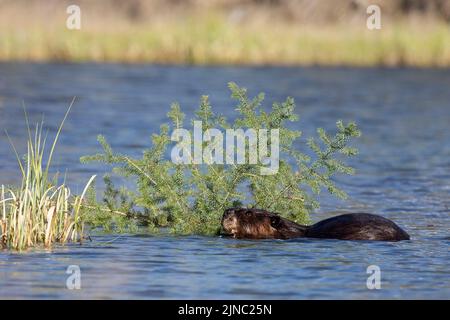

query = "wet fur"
[[221, 208, 410, 241]]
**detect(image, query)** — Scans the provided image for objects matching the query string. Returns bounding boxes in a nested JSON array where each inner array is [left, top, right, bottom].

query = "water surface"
[[0, 63, 449, 299]]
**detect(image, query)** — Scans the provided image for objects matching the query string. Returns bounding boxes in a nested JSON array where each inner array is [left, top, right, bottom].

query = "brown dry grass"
[[0, 0, 449, 67]]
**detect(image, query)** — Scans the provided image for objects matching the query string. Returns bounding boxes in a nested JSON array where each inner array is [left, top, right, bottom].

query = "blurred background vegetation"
[[0, 0, 449, 66]]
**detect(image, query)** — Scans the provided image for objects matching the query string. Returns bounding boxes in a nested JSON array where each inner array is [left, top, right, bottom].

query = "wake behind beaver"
[[221, 208, 410, 241]]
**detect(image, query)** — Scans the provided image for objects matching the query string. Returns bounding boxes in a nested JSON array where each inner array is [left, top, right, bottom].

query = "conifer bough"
[[82, 83, 361, 235]]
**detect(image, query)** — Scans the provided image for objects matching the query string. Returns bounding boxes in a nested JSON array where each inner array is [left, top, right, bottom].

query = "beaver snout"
[[221, 209, 239, 236]]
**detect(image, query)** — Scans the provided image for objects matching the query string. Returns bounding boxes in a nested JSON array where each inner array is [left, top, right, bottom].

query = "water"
[[0, 63, 449, 299]]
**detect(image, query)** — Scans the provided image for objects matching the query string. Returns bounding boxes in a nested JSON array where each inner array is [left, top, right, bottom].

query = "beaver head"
[[221, 208, 307, 239]]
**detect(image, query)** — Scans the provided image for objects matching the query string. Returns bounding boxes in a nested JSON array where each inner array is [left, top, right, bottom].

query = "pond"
[[0, 63, 449, 299]]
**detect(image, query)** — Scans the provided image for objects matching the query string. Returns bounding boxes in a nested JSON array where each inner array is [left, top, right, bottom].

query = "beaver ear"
[[270, 216, 281, 228]]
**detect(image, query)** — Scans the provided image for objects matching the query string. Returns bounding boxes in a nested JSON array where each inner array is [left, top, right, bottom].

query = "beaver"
[[221, 208, 410, 241]]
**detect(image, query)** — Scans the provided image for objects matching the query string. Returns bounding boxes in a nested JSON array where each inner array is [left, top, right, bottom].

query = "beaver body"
[[221, 208, 410, 241]]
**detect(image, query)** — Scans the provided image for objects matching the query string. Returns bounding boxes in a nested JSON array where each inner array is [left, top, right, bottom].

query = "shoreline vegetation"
[[0, 1, 450, 67]]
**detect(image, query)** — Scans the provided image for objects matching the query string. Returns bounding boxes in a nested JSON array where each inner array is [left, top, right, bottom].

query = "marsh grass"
[[1, 13, 449, 67], [0, 100, 96, 251]]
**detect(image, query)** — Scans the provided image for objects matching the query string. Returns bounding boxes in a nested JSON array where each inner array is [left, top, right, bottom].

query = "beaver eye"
[[270, 216, 281, 228]]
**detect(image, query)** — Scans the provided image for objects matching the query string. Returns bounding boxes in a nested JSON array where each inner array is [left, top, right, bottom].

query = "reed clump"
[[0, 101, 95, 251]]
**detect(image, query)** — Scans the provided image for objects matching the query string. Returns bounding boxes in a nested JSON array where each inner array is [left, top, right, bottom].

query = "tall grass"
[[0, 100, 95, 251]]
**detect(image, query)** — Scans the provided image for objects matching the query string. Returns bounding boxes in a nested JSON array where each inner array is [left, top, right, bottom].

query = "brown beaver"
[[221, 208, 410, 241]]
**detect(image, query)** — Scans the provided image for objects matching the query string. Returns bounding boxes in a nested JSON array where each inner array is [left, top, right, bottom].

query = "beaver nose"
[[220, 221, 233, 236]]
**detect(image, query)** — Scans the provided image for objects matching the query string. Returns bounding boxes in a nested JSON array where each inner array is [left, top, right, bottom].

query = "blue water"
[[0, 63, 449, 299]]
